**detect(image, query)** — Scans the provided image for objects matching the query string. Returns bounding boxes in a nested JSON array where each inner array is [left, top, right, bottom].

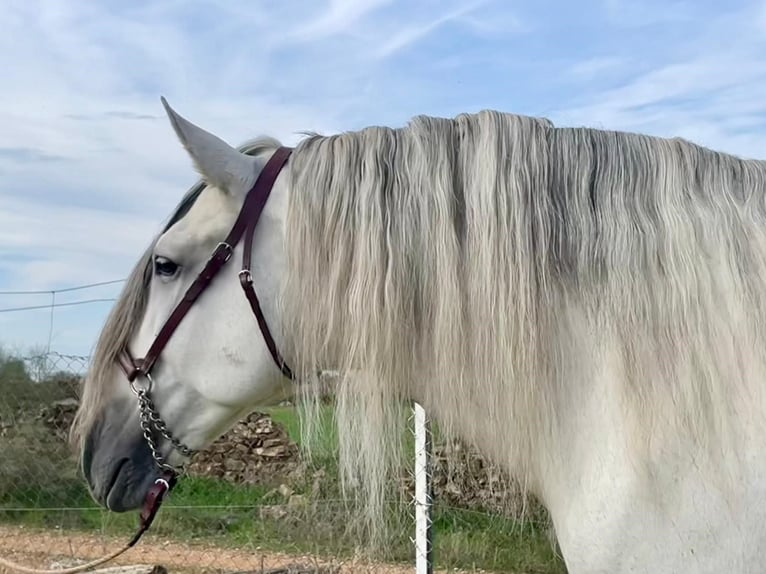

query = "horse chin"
[[103, 456, 159, 512]]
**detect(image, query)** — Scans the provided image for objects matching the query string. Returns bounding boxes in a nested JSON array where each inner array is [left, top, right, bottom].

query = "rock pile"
[[186, 411, 301, 485], [430, 439, 525, 517]]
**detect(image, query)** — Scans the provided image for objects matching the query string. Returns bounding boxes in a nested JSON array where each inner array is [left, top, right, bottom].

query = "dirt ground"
[[0, 525, 492, 574]]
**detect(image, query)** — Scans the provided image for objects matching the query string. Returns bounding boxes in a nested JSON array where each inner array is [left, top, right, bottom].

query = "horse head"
[[71, 99, 295, 512]]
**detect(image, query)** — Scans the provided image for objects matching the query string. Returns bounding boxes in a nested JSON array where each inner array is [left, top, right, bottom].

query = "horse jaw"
[[160, 96, 260, 201]]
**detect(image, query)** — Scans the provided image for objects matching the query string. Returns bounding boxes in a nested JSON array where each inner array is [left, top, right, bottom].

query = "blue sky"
[[1, 0, 765, 358]]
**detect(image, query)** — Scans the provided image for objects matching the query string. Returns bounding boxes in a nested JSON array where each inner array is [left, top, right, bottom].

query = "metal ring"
[[154, 477, 170, 489], [129, 372, 154, 396]]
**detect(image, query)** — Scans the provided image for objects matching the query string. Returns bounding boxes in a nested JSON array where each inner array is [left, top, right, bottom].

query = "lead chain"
[[136, 389, 197, 473]]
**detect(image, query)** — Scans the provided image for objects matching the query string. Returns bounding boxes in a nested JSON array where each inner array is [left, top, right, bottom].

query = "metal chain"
[[136, 389, 197, 473]]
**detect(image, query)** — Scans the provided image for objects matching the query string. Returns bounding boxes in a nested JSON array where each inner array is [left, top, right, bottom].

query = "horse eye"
[[154, 256, 179, 278]]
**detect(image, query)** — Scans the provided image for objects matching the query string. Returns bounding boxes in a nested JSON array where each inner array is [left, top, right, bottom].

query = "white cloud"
[[550, 3, 766, 158], [550, 54, 766, 157], [0, 195, 157, 284]]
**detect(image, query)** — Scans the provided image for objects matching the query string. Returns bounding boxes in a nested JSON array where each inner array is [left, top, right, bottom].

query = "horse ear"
[[160, 96, 257, 198]]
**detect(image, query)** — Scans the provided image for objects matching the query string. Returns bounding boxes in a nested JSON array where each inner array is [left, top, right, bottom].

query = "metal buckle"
[[238, 269, 253, 284], [214, 242, 233, 262]]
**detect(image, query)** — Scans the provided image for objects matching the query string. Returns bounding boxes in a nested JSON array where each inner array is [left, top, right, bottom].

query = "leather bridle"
[[117, 145, 295, 474]]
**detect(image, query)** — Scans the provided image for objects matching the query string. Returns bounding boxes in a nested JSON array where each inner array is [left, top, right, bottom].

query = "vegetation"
[[0, 346, 565, 573]]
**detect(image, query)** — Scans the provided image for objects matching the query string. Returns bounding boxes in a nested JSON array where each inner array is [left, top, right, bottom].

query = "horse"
[[70, 97, 766, 573]]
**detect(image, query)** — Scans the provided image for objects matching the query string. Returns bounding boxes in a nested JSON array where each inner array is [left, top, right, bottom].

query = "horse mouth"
[[105, 458, 133, 512]]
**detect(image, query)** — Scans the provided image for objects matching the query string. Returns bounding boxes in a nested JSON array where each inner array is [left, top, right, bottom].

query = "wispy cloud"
[[66, 111, 160, 121], [758, 0, 766, 30], [601, 0, 694, 27], [549, 3, 766, 158], [0, 147, 67, 163], [567, 57, 624, 80], [287, 0, 393, 41], [374, 0, 489, 60]]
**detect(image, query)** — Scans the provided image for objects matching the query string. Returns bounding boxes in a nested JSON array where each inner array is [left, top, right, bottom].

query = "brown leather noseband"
[[117, 146, 294, 471]]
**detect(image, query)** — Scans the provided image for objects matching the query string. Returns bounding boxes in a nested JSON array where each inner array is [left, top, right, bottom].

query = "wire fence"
[[0, 350, 561, 574]]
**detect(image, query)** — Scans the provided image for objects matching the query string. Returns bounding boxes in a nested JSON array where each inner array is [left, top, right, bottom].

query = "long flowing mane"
[[280, 110, 766, 542], [70, 136, 282, 452]]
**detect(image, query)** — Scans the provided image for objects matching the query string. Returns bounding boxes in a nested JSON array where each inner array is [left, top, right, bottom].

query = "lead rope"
[[0, 472, 176, 574], [1, 381, 184, 574]]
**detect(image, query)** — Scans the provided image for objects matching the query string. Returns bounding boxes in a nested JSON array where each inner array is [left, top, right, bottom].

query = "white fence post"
[[413, 402, 433, 574]]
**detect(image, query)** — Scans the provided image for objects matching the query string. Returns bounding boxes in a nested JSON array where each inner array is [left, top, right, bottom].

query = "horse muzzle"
[[81, 400, 162, 512]]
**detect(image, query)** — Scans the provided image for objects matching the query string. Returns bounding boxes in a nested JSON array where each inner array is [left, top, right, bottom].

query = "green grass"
[[0, 403, 565, 573], [264, 403, 339, 462]]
